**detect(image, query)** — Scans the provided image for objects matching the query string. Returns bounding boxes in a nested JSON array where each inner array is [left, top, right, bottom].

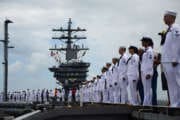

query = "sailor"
[[36, 89, 41, 103], [90, 81, 94, 103], [79, 85, 83, 103], [61, 88, 65, 102], [21, 90, 26, 102], [103, 65, 110, 103], [28, 90, 32, 103], [85, 85, 88, 103], [140, 37, 154, 106], [30, 90, 36, 103], [92, 77, 97, 103], [111, 58, 120, 104], [89, 82, 93, 103], [81, 85, 84, 103], [71, 87, 76, 103], [137, 48, 145, 105], [100, 67, 108, 103], [84, 85, 88, 103], [92, 80, 96, 103], [161, 11, 180, 107], [87, 83, 90, 102], [41, 89, 44, 103], [15, 91, 19, 102], [94, 77, 98, 103], [59, 89, 63, 102], [12, 91, 14, 102], [16, 91, 19, 102], [49, 89, 54, 103], [95, 76, 100, 103], [16, 91, 20, 102], [26, 89, 31, 103], [43, 89, 48, 103], [18, 91, 21, 102], [91, 78, 95, 102], [7, 91, 10, 102], [8, 91, 12, 102], [85, 84, 88, 102], [46, 89, 50, 102], [96, 75, 102, 103], [54, 88, 58, 102], [68, 89, 72, 103], [75, 88, 80, 102], [20, 91, 23, 102], [88, 82, 92, 102], [14, 91, 17, 102], [150, 41, 161, 106], [84, 84, 87, 103], [106, 63, 113, 103], [91, 77, 96, 103], [118, 47, 129, 104], [56, 89, 61, 102], [82, 85, 86, 102], [127, 46, 139, 105], [11, 92, 15, 102]]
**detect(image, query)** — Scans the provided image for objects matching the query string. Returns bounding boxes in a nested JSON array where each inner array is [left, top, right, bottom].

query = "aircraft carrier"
[[0, 19, 180, 120]]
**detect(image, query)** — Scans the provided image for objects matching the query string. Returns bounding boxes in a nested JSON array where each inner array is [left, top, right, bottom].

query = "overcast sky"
[[0, 0, 180, 99]]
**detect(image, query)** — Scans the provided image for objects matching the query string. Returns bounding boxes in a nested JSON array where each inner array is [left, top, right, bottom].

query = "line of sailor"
[[80, 10, 180, 107]]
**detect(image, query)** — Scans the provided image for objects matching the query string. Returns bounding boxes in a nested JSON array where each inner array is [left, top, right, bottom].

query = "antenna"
[[50, 18, 89, 62]]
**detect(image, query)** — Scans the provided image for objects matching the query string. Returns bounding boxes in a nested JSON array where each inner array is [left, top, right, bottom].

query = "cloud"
[[26, 52, 51, 73], [9, 61, 24, 74]]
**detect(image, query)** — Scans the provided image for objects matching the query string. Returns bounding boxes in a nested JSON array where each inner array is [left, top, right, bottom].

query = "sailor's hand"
[[172, 62, 178, 67], [146, 74, 151, 80]]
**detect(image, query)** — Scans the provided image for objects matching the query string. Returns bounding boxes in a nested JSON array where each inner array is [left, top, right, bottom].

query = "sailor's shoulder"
[[147, 47, 153, 52], [171, 24, 180, 32], [172, 24, 180, 29], [133, 54, 138, 58], [122, 54, 129, 60], [133, 54, 139, 61], [171, 24, 180, 39]]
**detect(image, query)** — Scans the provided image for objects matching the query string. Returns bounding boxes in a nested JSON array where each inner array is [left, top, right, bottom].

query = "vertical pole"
[[66, 18, 72, 62], [3, 19, 13, 102], [3, 21, 8, 101]]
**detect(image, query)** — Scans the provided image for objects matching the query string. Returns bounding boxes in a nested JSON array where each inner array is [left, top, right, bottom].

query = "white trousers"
[[163, 63, 180, 107], [96, 91, 101, 103], [128, 76, 139, 105], [113, 83, 121, 104], [141, 72, 152, 106], [109, 87, 114, 103], [175, 64, 180, 87], [120, 77, 128, 104], [103, 89, 109, 103], [26, 96, 30, 103]]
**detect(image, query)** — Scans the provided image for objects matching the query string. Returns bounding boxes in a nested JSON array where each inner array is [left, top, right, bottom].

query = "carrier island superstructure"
[[49, 19, 90, 98]]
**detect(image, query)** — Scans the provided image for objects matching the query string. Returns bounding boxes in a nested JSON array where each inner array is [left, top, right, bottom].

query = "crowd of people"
[[0, 89, 61, 103], [0, 88, 81, 104], [80, 39, 158, 106], [80, 10, 180, 107], [0, 11, 179, 108]]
